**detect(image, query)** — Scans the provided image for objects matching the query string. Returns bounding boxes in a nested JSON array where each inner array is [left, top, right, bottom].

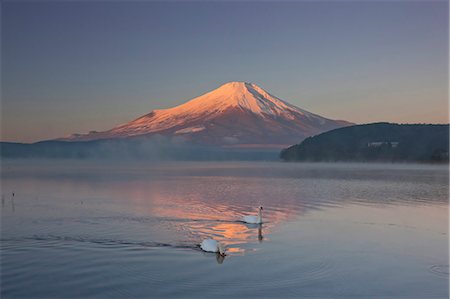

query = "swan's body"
[[243, 215, 261, 224], [243, 206, 263, 224], [200, 239, 225, 255]]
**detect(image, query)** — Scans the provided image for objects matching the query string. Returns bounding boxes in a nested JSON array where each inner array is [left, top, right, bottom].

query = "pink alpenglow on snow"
[[59, 82, 353, 147]]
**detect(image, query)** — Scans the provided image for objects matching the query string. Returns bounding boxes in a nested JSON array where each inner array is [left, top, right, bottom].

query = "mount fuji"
[[59, 82, 353, 148]]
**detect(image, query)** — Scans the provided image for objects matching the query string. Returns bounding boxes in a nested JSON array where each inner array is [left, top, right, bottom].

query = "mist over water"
[[1, 137, 282, 161], [1, 160, 448, 298]]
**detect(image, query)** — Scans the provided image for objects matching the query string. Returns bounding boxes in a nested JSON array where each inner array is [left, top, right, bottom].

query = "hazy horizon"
[[2, 1, 448, 143]]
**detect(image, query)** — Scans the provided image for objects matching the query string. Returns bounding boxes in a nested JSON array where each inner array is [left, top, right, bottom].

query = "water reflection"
[[215, 253, 225, 264], [1, 161, 448, 256], [140, 184, 297, 254], [200, 226, 263, 264], [176, 213, 272, 254], [258, 225, 263, 242], [1, 161, 448, 298]]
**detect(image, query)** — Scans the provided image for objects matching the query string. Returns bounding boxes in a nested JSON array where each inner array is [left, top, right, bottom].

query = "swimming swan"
[[243, 206, 263, 224], [200, 239, 226, 256]]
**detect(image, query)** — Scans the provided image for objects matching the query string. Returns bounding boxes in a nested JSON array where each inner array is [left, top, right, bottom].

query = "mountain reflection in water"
[[1, 161, 448, 298]]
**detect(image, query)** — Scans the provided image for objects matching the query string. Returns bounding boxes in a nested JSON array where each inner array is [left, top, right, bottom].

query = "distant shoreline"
[[280, 123, 449, 164]]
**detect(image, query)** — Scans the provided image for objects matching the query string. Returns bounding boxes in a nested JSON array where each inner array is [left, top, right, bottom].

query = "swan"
[[200, 239, 226, 256], [243, 206, 263, 224]]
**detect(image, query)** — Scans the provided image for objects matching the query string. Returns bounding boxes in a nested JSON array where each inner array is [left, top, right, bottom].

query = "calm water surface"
[[1, 161, 449, 298]]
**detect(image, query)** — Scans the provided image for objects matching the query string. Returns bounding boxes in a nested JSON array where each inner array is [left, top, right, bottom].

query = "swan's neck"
[[258, 209, 262, 223], [217, 243, 225, 255]]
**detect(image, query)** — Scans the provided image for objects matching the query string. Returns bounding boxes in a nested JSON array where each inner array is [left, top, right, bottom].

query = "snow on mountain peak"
[[177, 81, 309, 117]]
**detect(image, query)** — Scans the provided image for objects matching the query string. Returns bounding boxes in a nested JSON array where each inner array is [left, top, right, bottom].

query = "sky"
[[1, 0, 448, 143]]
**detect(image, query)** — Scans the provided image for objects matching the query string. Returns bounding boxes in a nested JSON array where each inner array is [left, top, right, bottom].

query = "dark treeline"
[[0, 137, 279, 161], [280, 123, 449, 163]]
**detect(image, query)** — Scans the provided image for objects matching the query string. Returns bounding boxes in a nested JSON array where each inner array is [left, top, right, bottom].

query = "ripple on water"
[[166, 254, 336, 294], [2, 234, 336, 297], [429, 265, 450, 278]]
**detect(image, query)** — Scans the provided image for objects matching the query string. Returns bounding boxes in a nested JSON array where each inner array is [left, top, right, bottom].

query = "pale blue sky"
[[2, 0, 448, 142]]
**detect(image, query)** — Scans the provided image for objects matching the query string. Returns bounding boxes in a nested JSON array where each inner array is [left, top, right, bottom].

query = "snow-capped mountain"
[[60, 82, 353, 147]]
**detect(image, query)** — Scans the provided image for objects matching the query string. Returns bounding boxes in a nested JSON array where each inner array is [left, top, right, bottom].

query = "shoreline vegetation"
[[280, 123, 449, 163]]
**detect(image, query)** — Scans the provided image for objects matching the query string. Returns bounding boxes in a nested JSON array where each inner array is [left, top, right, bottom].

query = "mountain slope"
[[60, 82, 353, 147]]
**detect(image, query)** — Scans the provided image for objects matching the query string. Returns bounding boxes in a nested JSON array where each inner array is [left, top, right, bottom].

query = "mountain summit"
[[61, 82, 353, 147]]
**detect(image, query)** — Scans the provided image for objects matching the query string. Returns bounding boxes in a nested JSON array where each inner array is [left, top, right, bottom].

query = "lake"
[[1, 160, 448, 298]]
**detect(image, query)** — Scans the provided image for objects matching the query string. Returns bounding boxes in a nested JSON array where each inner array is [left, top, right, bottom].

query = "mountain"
[[59, 82, 352, 148], [280, 123, 449, 162]]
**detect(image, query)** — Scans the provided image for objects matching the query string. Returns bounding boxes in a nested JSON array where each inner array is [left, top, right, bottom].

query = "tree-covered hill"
[[280, 123, 449, 162]]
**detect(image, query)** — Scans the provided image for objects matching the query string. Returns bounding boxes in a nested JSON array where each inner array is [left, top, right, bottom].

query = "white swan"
[[243, 206, 263, 224], [200, 239, 226, 255]]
